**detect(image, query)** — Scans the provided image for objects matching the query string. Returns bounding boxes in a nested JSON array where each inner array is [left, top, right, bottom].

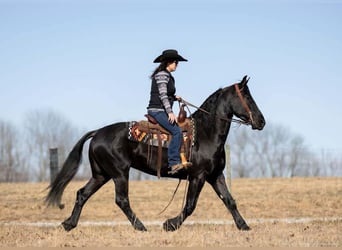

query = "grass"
[[0, 177, 341, 247]]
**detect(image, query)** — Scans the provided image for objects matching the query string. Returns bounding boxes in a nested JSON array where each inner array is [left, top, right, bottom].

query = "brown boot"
[[168, 162, 192, 174], [182, 162, 193, 168]]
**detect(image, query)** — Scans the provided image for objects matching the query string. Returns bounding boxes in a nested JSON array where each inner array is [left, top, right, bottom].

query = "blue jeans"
[[148, 111, 182, 167]]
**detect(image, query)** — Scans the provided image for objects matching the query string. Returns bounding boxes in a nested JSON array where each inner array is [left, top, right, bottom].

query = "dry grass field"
[[0, 177, 341, 247]]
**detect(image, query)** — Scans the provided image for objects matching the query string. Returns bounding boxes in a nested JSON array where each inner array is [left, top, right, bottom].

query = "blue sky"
[[0, 0, 341, 155]]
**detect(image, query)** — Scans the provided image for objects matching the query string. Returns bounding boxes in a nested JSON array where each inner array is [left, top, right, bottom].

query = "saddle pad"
[[128, 121, 170, 148]]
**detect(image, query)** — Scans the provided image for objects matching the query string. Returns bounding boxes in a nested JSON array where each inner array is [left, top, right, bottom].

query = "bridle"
[[234, 84, 254, 125], [180, 84, 253, 126]]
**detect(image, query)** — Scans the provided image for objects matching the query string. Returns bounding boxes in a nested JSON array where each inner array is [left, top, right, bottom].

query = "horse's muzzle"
[[251, 117, 266, 130]]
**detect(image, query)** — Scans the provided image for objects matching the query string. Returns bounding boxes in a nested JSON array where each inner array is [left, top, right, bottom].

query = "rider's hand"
[[168, 112, 177, 124], [175, 95, 182, 102]]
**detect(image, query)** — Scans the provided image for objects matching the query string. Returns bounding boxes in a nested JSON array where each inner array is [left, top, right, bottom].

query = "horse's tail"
[[45, 130, 97, 208]]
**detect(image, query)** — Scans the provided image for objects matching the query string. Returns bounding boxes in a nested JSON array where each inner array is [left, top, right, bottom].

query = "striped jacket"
[[147, 70, 176, 113]]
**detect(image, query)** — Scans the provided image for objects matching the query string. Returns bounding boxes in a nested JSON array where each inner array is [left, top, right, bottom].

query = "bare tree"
[[23, 109, 83, 182], [0, 120, 28, 182], [231, 128, 252, 178], [228, 122, 322, 178], [317, 149, 342, 176]]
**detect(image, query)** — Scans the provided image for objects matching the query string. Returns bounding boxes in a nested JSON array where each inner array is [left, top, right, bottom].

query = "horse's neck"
[[193, 89, 233, 145]]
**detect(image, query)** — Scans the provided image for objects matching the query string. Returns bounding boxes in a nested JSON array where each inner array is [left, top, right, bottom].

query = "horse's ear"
[[241, 75, 250, 87]]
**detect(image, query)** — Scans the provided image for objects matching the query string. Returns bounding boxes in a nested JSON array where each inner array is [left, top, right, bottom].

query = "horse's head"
[[224, 75, 266, 130]]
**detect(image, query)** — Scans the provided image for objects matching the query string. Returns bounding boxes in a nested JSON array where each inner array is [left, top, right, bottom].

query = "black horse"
[[45, 75, 265, 232]]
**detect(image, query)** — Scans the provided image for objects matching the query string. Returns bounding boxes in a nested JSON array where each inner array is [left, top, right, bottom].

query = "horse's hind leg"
[[113, 175, 147, 231], [208, 173, 250, 230], [62, 175, 109, 231]]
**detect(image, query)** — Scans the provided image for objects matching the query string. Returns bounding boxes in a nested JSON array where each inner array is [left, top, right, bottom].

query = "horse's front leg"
[[163, 175, 205, 231], [209, 173, 250, 230]]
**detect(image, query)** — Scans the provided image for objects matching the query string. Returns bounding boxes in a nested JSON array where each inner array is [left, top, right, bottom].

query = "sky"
[[0, 0, 341, 156]]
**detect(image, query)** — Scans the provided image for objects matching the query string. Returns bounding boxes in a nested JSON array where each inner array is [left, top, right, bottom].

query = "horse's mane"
[[191, 88, 223, 119]]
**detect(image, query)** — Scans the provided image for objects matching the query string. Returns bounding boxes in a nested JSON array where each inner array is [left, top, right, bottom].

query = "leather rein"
[[180, 84, 252, 126]]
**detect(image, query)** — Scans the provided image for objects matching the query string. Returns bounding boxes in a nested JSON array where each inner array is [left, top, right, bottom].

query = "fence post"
[[225, 144, 232, 192], [49, 148, 59, 183]]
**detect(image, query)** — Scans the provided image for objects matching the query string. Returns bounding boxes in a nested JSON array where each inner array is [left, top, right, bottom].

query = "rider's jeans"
[[148, 110, 182, 167]]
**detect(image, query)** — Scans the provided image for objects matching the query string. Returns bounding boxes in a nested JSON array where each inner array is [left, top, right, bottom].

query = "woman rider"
[[147, 49, 192, 174]]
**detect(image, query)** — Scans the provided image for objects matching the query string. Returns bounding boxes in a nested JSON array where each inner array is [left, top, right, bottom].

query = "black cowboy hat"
[[153, 49, 188, 63]]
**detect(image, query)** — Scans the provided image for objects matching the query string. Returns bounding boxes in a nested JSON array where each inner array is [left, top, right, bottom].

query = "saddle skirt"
[[128, 117, 196, 177]]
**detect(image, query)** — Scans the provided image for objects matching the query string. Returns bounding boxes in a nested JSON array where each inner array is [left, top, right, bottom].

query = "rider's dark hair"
[[150, 61, 173, 78]]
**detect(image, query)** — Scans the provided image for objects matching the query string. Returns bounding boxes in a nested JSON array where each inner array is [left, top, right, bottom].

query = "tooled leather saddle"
[[128, 105, 195, 178]]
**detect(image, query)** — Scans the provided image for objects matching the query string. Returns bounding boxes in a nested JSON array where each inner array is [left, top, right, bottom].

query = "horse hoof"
[[133, 222, 147, 231], [239, 223, 251, 231], [163, 220, 180, 232], [62, 221, 75, 232]]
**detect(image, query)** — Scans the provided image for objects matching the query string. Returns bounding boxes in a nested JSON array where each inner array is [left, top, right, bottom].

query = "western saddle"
[[130, 104, 195, 177]]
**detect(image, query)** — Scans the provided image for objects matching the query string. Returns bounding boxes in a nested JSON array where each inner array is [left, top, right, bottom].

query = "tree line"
[[0, 110, 340, 182], [228, 123, 341, 178], [0, 110, 87, 182]]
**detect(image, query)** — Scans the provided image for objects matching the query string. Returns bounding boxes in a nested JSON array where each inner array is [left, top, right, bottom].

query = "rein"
[[180, 84, 251, 126]]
